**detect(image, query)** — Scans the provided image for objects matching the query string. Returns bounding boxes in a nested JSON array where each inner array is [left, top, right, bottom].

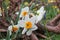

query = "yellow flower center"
[[25, 21, 32, 29], [22, 11, 28, 16], [12, 26, 18, 32]]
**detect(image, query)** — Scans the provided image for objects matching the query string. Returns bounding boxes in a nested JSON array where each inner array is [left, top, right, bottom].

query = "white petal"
[[36, 11, 46, 23], [19, 13, 23, 17], [26, 25, 38, 36], [37, 6, 44, 14], [24, 15, 30, 21], [30, 16, 37, 24], [18, 20, 25, 28], [21, 7, 29, 13], [8, 26, 12, 35], [37, 10, 40, 14], [36, 15, 42, 23], [20, 15, 29, 20], [8, 26, 12, 31], [22, 28, 27, 34], [31, 25, 38, 31], [40, 6, 44, 11], [43, 10, 46, 14], [26, 29, 32, 36], [39, 6, 44, 13]]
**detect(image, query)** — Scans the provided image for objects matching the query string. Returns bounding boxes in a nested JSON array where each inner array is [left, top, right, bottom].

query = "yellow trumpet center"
[[12, 26, 18, 32], [25, 21, 32, 29], [22, 11, 28, 16]]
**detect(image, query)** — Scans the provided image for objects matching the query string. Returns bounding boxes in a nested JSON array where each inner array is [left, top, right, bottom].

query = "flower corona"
[[25, 21, 32, 29], [22, 11, 28, 16], [12, 26, 18, 32]]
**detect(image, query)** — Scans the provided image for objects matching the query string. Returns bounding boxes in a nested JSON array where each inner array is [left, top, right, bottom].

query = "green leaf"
[[4, 0, 10, 6], [2, 1, 11, 22], [14, 5, 22, 25], [30, 3, 35, 10], [6, 30, 11, 40], [11, 28, 22, 39]]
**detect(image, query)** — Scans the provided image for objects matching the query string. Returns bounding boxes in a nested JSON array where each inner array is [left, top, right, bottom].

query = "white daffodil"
[[15, 7, 30, 20], [18, 16, 38, 36], [36, 6, 46, 23], [20, 7, 29, 18], [8, 25, 19, 35], [0, 8, 2, 16]]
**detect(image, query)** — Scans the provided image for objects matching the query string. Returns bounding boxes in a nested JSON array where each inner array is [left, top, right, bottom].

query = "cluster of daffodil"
[[8, 6, 46, 36]]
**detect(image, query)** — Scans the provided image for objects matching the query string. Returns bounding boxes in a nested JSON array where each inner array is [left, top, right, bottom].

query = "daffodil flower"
[[15, 7, 29, 20], [8, 25, 19, 35], [18, 16, 38, 36], [36, 6, 46, 23], [20, 7, 29, 18]]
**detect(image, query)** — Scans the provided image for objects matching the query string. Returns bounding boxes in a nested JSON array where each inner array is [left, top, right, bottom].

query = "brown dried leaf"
[[30, 33, 39, 40]]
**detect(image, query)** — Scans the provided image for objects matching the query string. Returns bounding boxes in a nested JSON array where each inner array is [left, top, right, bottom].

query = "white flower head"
[[18, 16, 38, 36], [36, 6, 46, 23], [20, 7, 29, 18], [8, 25, 19, 35]]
